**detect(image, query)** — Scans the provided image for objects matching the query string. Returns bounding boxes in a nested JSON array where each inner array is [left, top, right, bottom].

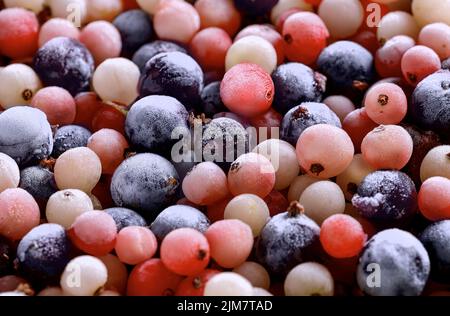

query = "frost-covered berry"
[[357, 229, 430, 296]]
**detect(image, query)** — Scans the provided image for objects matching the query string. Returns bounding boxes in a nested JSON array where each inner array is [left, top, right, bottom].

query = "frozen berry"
[[352, 171, 417, 223], [256, 202, 320, 276], [33, 37, 94, 96], [272, 63, 326, 115], [110, 153, 179, 220], [357, 229, 430, 296], [17, 224, 71, 284], [281, 102, 341, 146], [420, 221, 450, 283], [150, 205, 210, 241], [410, 70, 450, 136], [139, 52, 203, 110]]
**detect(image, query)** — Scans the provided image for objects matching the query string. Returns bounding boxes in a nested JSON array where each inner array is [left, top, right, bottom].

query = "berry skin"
[[0, 153, 20, 194], [364, 83, 408, 125], [420, 221, 450, 283], [139, 52, 204, 110], [182, 162, 229, 206], [282, 12, 329, 66], [342, 108, 379, 153], [104, 207, 147, 232], [79, 21, 122, 66], [175, 269, 221, 296], [52, 125, 92, 158], [91, 104, 126, 135], [110, 153, 180, 220], [357, 229, 430, 296], [150, 205, 210, 241], [17, 224, 71, 284], [205, 219, 254, 269], [19, 166, 57, 201], [375, 35, 416, 78], [410, 70, 450, 136], [200, 81, 227, 117], [195, 0, 241, 37], [281, 102, 341, 146], [284, 262, 334, 296], [320, 214, 367, 259], [296, 124, 354, 179], [33, 37, 95, 96], [201, 117, 249, 171], [0, 106, 53, 167], [115, 226, 157, 265], [87, 128, 129, 175], [60, 255, 108, 296], [272, 63, 326, 115], [0, 188, 40, 241], [125, 95, 189, 154], [113, 9, 153, 56], [38, 18, 80, 47], [161, 228, 210, 276], [317, 41, 374, 91], [0, 63, 42, 109], [418, 177, 450, 221], [352, 171, 417, 223], [127, 258, 183, 296], [68, 211, 117, 256], [31, 87, 77, 126], [361, 125, 413, 170], [190, 27, 232, 72], [234, 0, 278, 16], [226, 35, 277, 74], [132, 40, 187, 72], [401, 45, 441, 86], [235, 24, 285, 65], [0, 8, 39, 59], [402, 124, 442, 186], [221, 63, 275, 118], [255, 203, 320, 276], [227, 153, 276, 199]]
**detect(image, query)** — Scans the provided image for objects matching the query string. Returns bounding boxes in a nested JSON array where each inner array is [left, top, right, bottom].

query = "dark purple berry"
[[280, 102, 341, 146], [357, 229, 430, 296], [255, 202, 320, 276], [272, 63, 326, 114], [150, 205, 210, 241], [410, 70, 450, 137], [352, 171, 417, 223], [33, 37, 94, 96], [138, 51, 203, 111], [113, 9, 153, 57], [420, 220, 450, 283], [132, 40, 187, 72]]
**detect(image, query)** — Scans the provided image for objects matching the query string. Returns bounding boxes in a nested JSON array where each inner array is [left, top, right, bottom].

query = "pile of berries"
[[0, 0, 450, 297]]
